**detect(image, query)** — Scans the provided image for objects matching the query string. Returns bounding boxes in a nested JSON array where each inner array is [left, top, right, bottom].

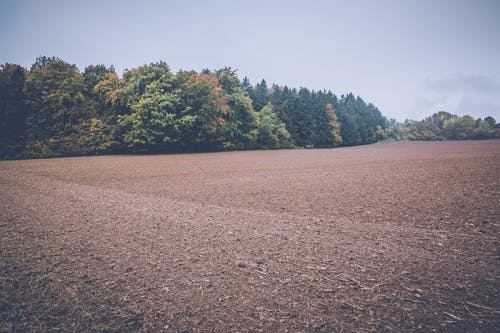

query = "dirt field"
[[1, 140, 499, 332]]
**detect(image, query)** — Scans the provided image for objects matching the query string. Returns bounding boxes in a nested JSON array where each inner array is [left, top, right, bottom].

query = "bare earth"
[[1, 140, 499, 332]]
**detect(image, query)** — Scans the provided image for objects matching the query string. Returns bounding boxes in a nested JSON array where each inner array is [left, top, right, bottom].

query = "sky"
[[1, 0, 499, 121]]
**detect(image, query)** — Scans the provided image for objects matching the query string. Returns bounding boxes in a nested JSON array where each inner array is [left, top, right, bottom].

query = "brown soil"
[[1, 140, 499, 332]]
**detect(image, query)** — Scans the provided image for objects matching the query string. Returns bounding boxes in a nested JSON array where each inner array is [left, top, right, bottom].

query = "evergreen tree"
[[252, 79, 269, 112], [215, 67, 241, 94], [0, 63, 27, 158]]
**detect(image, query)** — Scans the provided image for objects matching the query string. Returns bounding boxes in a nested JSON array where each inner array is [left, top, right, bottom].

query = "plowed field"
[[1, 140, 499, 332]]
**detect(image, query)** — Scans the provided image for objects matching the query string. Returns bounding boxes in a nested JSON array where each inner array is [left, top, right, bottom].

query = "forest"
[[0, 56, 388, 159], [0, 57, 498, 159]]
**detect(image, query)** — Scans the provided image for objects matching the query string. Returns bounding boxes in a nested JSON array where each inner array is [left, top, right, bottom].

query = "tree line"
[[0, 56, 390, 159], [396, 111, 499, 141], [2, 57, 497, 160]]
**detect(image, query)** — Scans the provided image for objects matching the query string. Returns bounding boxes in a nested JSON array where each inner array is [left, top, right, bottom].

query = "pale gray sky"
[[1, 0, 499, 120]]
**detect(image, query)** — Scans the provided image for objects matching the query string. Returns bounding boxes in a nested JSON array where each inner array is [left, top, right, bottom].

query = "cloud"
[[410, 73, 500, 120], [455, 98, 500, 119], [425, 73, 500, 94]]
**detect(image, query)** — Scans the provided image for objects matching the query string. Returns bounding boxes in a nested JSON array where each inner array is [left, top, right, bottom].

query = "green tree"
[[83, 64, 115, 92], [252, 79, 269, 112], [472, 119, 496, 139], [334, 94, 387, 145], [118, 81, 179, 151], [335, 94, 363, 145], [93, 71, 123, 118], [117, 62, 179, 151], [268, 86, 305, 146], [120, 61, 173, 106], [484, 116, 496, 127], [401, 111, 456, 141], [83, 65, 116, 118], [257, 104, 294, 149], [215, 67, 241, 94], [220, 89, 259, 150], [443, 115, 476, 140], [24, 56, 90, 156], [178, 73, 228, 150], [0, 63, 27, 158]]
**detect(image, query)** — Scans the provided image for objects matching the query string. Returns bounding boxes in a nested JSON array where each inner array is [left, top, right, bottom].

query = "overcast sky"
[[1, 0, 499, 121]]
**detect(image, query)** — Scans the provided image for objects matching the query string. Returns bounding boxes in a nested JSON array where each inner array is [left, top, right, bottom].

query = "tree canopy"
[[397, 111, 499, 141], [1, 56, 497, 159]]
